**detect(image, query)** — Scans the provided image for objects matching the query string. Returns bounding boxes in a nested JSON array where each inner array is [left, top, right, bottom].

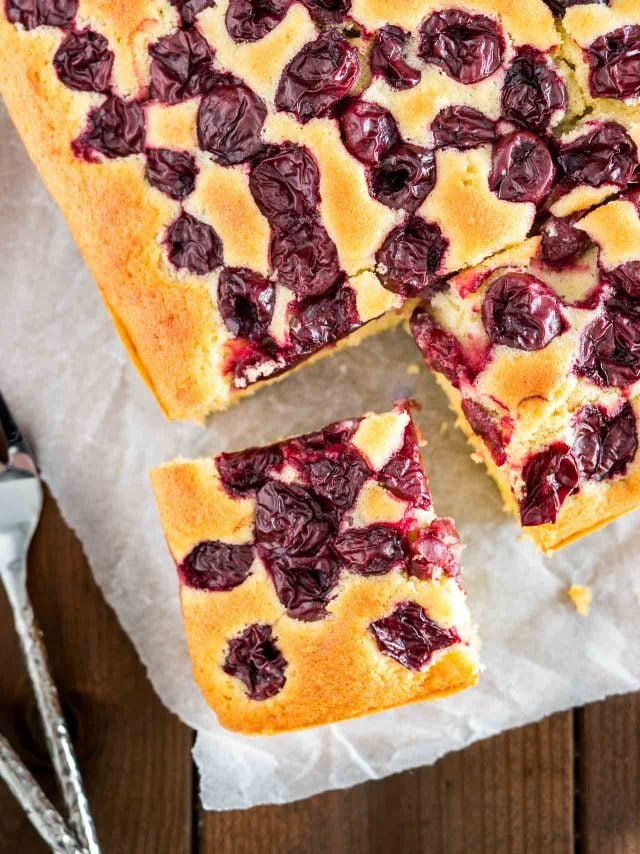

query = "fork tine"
[[0, 389, 36, 467]]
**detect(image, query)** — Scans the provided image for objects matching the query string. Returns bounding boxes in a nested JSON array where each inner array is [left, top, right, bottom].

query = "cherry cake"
[[411, 195, 640, 553], [3, 0, 639, 421], [150, 404, 478, 733]]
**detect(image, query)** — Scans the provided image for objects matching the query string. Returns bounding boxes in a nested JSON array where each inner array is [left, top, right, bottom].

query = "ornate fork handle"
[[3, 560, 100, 854]]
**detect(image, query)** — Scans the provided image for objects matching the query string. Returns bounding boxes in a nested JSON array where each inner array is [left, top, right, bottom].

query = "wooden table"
[[0, 489, 638, 854]]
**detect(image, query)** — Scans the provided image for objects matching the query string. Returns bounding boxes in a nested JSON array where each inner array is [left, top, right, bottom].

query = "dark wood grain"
[[0, 488, 192, 854], [577, 694, 640, 854], [200, 711, 574, 854]]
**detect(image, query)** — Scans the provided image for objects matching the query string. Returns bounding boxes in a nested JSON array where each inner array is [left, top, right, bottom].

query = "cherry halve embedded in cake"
[[4, 1, 640, 421], [150, 404, 478, 733], [410, 194, 640, 553]]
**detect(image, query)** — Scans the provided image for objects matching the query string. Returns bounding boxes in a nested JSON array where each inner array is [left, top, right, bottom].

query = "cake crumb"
[[470, 452, 483, 464], [568, 584, 592, 616], [439, 421, 449, 436], [406, 363, 420, 375]]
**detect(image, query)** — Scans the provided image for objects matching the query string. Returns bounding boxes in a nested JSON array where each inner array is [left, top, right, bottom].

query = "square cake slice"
[[411, 194, 640, 553], [150, 403, 478, 734]]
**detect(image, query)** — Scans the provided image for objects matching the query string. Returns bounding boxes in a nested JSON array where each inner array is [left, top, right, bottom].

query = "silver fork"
[[0, 391, 100, 853]]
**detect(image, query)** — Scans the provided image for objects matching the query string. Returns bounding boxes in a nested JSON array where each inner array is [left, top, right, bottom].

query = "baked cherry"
[[53, 29, 114, 94], [606, 261, 640, 297], [218, 267, 275, 340], [264, 551, 341, 621], [338, 100, 399, 166], [380, 427, 432, 508], [501, 47, 567, 133], [489, 131, 555, 205], [370, 601, 460, 670], [249, 144, 320, 219], [461, 398, 507, 465], [270, 215, 342, 297], [223, 624, 287, 700], [482, 272, 567, 351], [376, 218, 447, 296], [541, 0, 608, 13], [73, 96, 145, 160], [556, 122, 640, 188], [540, 214, 592, 268], [431, 105, 496, 150], [289, 283, 357, 351], [275, 31, 359, 122], [217, 443, 283, 494], [6, 0, 77, 29], [519, 443, 579, 526], [301, 0, 351, 24], [145, 148, 198, 200], [179, 540, 255, 590], [409, 518, 461, 583], [418, 10, 504, 84], [576, 290, 640, 388], [411, 307, 474, 389], [255, 481, 337, 555], [170, 0, 215, 26], [368, 143, 436, 212], [572, 402, 638, 481], [149, 27, 214, 104], [370, 25, 421, 90], [333, 525, 405, 576], [165, 211, 223, 274], [198, 81, 266, 164], [588, 25, 640, 101], [226, 0, 291, 42]]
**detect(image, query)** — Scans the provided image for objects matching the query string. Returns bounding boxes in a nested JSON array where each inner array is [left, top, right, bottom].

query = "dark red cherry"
[[588, 25, 640, 101], [461, 398, 507, 465], [411, 307, 473, 389], [606, 261, 640, 297], [275, 31, 359, 122], [418, 10, 504, 84], [370, 25, 421, 90], [73, 96, 145, 160], [368, 143, 436, 212], [255, 481, 337, 555], [519, 443, 579, 526], [301, 0, 351, 24], [376, 218, 447, 296], [263, 552, 341, 621], [218, 267, 275, 340], [489, 131, 555, 205], [223, 624, 287, 700], [576, 290, 640, 388], [170, 0, 215, 26], [541, 0, 608, 14], [198, 81, 266, 164], [333, 525, 405, 576], [409, 518, 461, 583], [556, 122, 640, 188], [226, 0, 291, 42], [572, 402, 638, 481], [431, 105, 496, 150], [149, 27, 214, 104], [53, 29, 113, 93], [289, 283, 357, 351], [249, 144, 320, 219], [338, 100, 399, 166], [370, 601, 460, 670], [6, 0, 77, 29], [270, 215, 342, 297], [540, 213, 592, 268], [217, 443, 283, 494], [501, 47, 567, 132], [165, 212, 223, 274], [179, 540, 254, 590], [145, 148, 198, 200], [482, 272, 567, 351], [380, 426, 432, 508]]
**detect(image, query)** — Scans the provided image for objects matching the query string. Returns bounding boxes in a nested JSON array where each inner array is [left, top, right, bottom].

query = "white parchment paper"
[[2, 103, 639, 810]]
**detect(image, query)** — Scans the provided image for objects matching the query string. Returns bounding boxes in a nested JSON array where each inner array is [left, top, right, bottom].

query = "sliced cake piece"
[[411, 195, 640, 553], [150, 403, 478, 734]]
